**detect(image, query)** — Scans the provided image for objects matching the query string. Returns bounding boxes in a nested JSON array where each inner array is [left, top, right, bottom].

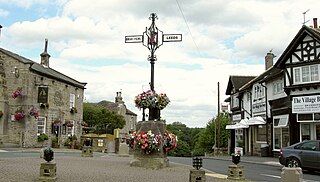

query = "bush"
[[38, 133, 48, 142]]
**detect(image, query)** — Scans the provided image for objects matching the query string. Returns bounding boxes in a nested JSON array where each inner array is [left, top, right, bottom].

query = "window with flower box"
[[66, 120, 75, 136], [37, 117, 46, 135]]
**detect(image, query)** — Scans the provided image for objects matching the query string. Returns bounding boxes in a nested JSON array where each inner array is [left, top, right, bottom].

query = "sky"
[[1, 0, 320, 128]]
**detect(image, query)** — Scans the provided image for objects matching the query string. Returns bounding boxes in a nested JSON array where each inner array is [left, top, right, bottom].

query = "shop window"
[[37, 117, 46, 135], [298, 114, 313, 121], [273, 115, 289, 150], [316, 124, 320, 140], [257, 125, 266, 142], [301, 124, 311, 141]]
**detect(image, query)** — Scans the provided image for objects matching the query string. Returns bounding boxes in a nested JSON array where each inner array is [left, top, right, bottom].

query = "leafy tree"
[[83, 103, 126, 134], [193, 112, 230, 155]]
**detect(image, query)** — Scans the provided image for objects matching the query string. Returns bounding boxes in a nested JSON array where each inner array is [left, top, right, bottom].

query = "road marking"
[[260, 174, 281, 179], [206, 173, 227, 179]]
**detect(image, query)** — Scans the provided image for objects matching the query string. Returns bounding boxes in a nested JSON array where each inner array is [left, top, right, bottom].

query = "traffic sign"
[[125, 35, 143, 43], [163, 34, 182, 42]]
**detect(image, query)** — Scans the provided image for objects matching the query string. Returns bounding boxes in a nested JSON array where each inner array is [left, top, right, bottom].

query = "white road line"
[[260, 174, 281, 179]]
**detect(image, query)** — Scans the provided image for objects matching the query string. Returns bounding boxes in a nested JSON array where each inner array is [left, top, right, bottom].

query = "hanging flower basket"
[[29, 107, 39, 119], [134, 90, 170, 110], [134, 130, 162, 155], [70, 107, 77, 114], [163, 130, 178, 152], [66, 122, 74, 127], [12, 87, 24, 99], [53, 120, 62, 126], [14, 111, 25, 121]]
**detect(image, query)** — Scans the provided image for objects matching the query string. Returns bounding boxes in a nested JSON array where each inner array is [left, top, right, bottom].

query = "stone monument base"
[[130, 120, 168, 169], [38, 162, 57, 182], [81, 146, 93, 157], [118, 143, 129, 157], [130, 157, 169, 169], [189, 169, 206, 182], [227, 165, 245, 180]]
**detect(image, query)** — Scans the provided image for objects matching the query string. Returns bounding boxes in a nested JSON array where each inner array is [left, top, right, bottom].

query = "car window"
[[298, 141, 317, 151]]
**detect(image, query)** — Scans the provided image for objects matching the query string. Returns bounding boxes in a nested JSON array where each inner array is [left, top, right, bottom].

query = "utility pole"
[[217, 82, 221, 149]]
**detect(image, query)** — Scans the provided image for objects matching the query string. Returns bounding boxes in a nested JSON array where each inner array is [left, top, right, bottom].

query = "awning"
[[247, 116, 266, 125], [226, 119, 249, 129]]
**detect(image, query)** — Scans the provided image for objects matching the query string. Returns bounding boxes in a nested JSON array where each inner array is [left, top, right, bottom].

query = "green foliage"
[[193, 112, 230, 154], [83, 103, 126, 134], [166, 122, 203, 157], [37, 133, 48, 142]]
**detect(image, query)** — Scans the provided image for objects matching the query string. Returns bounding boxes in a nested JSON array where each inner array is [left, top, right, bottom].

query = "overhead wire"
[[175, 0, 202, 57]]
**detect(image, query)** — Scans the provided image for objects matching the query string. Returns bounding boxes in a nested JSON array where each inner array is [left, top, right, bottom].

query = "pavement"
[[0, 147, 282, 182]]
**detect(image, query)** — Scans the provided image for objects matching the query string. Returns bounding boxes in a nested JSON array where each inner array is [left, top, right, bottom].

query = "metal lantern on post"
[[192, 156, 203, 170]]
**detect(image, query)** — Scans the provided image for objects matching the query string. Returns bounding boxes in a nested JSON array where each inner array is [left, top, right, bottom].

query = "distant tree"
[[193, 112, 230, 155], [166, 122, 203, 157], [83, 103, 126, 134]]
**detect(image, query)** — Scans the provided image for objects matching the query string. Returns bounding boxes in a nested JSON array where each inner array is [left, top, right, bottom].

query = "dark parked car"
[[279, 140, 320, 170]]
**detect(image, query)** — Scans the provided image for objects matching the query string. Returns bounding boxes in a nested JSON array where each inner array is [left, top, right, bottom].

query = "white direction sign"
[[125, 35, 143, 43], [163, 34, 182, 42]]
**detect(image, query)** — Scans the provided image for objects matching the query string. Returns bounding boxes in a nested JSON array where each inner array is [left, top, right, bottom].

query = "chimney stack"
[[115, 91, 124, 104], [313, 18, 318, 29], [40, 38, 50, 67], [265, 50, 275, 70]]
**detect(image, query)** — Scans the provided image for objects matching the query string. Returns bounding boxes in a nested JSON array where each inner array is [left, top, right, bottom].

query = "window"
[[273, 81, 283, 95], [253, 85, 265, 100], [66, 120, 75, 136], [257, 125, 266, 142], [294, 64, 320, 84], [231, 93, 239, 108], [297, 113, 320, 122], [273, 115, 289, 150], [37, 117, 46, 135], [70, 93, 75, 108]]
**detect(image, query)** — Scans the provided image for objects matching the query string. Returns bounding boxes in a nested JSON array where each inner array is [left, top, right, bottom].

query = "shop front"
[[292, 95, 320, 141]]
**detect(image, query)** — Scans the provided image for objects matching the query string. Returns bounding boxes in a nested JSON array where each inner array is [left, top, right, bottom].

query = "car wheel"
[[287, 157, 301, 168]]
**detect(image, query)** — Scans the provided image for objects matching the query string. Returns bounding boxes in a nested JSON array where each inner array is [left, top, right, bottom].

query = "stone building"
[[0, 40, 86, 148], [96, 92, 137, 139]]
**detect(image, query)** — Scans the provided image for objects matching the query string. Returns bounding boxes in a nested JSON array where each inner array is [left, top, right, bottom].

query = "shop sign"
[[292, 95, 320, 113]]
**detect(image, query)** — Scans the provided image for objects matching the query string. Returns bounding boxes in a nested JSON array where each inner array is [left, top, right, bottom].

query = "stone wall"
[[0, 49, 85, 148]]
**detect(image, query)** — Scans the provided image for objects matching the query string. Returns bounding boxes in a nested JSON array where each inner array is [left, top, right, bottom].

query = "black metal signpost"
[[125, 13, 182, 121]]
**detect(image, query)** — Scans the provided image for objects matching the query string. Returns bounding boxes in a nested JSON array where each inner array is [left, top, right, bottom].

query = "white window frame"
[[273, 81, 283, 95], [294, 64, 320, 84], [37, 117, 46, 135], [253, 84, 265, 100], [231, 93, 239, 108], [66, 120, 75, 136], [273, 120, 289, 151], [70, 93, 75, 108]]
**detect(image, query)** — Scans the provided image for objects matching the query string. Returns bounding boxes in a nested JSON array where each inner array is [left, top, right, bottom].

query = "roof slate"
[[225, 75, 256, 95]]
